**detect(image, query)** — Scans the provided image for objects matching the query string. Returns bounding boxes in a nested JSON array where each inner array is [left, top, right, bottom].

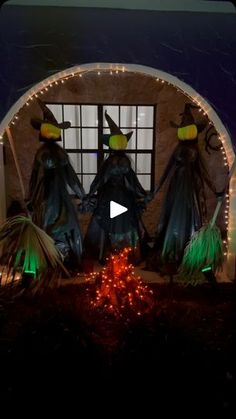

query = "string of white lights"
[[0, 63, 235, 279]]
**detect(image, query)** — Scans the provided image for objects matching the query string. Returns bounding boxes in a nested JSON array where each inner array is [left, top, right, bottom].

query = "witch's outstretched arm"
[[198, 153, 217, 195], [124, 148, 177, 204], [88, 159, 111, 196], [153, 148, 177, 195], [125, 168, 147, 198], [78, 159, 112, 212], [64, 162, 85, 199]]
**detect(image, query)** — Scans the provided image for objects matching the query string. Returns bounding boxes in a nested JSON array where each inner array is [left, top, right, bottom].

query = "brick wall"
[[4, 71, 227, 238]]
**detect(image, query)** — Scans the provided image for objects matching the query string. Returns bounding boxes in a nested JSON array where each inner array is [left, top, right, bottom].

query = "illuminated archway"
[[0, 63, 235, 278]]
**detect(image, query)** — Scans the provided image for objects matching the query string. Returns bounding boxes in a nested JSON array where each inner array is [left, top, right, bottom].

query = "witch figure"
[[148, 103, 219, 275], [28, 100, 85, 270], [83, 111, 149, 263]]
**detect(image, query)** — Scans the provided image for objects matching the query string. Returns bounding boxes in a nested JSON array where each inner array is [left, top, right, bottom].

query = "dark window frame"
[[46, 103, 156, 192]]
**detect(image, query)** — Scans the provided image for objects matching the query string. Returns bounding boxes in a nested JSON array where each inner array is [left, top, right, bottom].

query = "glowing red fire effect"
[[86, 248, 154, 318]]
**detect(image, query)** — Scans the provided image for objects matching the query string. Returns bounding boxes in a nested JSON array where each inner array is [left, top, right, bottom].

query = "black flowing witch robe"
[[149, 141, 216, 272], [84, 152, 149, 261], [28, 142, 85, 267]]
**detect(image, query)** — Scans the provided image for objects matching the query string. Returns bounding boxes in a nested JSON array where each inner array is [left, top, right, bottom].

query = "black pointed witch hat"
[[31, 99, 71, 130], [31, 99, 71, 142], [103, 110, 133, 149], [170, 103, 206, 133]]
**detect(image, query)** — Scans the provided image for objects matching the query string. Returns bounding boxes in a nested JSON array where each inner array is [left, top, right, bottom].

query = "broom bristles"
[[0, 215, 64, 281], [179, 224, 224, 277]]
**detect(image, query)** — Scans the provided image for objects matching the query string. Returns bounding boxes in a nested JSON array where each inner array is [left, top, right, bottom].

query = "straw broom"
[[179, 158, 236, 278], [0, 215, 67, 285], [0, 127, 69, 286]]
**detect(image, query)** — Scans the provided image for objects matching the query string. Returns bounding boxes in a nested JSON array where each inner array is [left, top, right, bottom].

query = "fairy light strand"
[[0, 66, 234, 266], [86, 248, 154, 318]]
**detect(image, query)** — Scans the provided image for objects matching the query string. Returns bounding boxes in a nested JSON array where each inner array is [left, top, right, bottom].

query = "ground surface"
[[0, 280, 236, 415]]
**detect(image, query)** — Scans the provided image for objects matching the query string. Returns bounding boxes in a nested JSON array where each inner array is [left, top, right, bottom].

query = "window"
[[47, 104, 156, 193]]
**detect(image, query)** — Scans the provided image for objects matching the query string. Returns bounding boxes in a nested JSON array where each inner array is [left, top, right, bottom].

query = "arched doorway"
[[0, 63, 235, 279]]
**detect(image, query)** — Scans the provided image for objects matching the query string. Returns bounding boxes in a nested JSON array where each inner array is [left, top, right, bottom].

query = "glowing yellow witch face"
[[109, 134, 128, 150], [177, 124, 198, 141], [40, 123, 61, 140]]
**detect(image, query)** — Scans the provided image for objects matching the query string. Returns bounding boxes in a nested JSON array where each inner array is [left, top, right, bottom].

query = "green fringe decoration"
[[179, 224, 224, 281]]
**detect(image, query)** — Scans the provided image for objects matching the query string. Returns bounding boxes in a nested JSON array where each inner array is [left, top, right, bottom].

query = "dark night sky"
[[0, 3, 235, 143]]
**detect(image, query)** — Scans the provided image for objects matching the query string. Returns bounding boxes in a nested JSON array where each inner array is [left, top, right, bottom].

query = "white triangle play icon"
[[110, 200, 128, 219]]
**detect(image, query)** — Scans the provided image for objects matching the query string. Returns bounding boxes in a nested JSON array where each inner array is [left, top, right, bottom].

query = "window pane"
[[83, 174, 96, 194], [46, 104, 62, 123], [64, 128, 81, 149], [67, 153, 81, 172], [82, 153, 97, 173], [121, 106, 136, 128], [137, 154, 151, 173], [137, 129, 153, 149], [137, 175, 151, 190], [125, 131, 136, 150], [103, 106, 119, 127], [81, 105, 98, 127], [102, 128, 110, 149], [126, 153, 136, 170], [82, 128, 98, 149], [138, 107, 154, 127], [50, 104, 154, 194], [64, 105, 80, 126]]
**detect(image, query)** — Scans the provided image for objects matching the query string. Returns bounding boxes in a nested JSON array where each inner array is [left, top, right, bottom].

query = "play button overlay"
[[110, 200, 128, 219]]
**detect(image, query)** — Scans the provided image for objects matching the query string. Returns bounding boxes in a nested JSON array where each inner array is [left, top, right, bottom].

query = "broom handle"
[[210, 200, 224, 228], [210, 157, 236, 228], [6, 126, 26, 200]]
